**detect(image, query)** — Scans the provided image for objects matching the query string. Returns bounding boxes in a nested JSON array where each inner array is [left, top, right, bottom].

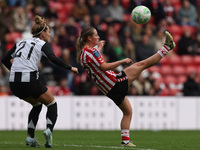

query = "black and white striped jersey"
[[9, 38, 45, 82], [2, 37, 72, 82]]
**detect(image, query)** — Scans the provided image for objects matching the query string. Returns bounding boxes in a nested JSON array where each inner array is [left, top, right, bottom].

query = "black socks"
[[28, 104, 42, 138]]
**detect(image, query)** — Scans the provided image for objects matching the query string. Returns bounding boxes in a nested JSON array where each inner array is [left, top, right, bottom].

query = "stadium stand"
[[0, 0, 200, 96]]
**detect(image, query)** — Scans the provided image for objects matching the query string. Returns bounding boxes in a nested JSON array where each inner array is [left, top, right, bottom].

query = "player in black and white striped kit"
[[2, 15, 78, 148]]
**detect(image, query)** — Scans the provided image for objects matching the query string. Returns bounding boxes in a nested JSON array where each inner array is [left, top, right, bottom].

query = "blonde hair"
[[76, 26, 95, 63], [31, 15, 47, 37]]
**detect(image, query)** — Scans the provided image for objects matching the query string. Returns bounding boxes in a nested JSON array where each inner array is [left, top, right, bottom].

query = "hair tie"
[[33, 24, 46, 36]]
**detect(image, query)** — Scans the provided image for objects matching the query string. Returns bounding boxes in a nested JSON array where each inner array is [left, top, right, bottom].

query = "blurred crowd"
[[1, 0, 200, 96]]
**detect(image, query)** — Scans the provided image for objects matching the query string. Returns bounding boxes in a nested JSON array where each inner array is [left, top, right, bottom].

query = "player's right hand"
[[122, 58, 133, 64], [71, 67, 78, 74]]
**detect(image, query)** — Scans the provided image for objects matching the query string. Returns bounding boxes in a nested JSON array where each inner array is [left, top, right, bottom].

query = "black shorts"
[[9, 80, 47, 99], [107, 71, 128, 106]]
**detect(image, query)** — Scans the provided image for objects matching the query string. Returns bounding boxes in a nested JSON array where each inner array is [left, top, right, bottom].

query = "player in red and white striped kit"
[[80, 47, 118, 95], [76, 26, 175, 146]]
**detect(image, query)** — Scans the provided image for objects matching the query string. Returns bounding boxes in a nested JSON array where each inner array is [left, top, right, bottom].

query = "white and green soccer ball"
[[131, 5, 151, 24]]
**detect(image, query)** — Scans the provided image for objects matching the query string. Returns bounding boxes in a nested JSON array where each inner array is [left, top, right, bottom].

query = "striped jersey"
[[2, 37, 72, 83], [9, 38, 45, 82], [80, 47, 117, 95]]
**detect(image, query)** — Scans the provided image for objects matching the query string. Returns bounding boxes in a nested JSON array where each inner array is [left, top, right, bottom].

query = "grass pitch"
[[0, 130, 199, 150]]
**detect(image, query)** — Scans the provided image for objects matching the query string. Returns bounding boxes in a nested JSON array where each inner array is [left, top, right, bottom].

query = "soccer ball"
[[131, 5, 151, 24]]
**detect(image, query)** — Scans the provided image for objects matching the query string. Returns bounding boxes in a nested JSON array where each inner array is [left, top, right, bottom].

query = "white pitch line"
[[0, 142, 156, 150], [63, 144, 156, 150]]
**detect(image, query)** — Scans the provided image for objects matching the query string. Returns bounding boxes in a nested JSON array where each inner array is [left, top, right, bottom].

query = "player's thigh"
[[36, 90, 55, 106], [29, 81, 54, 105], [124, 61, 146, 85], [24, 90, 54, 106], [24, 97, 40, 105]]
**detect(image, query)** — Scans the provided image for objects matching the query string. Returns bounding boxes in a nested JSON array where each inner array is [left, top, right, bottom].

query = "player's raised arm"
[[99, 58, 133, 71], [41, 42, 78, 73]]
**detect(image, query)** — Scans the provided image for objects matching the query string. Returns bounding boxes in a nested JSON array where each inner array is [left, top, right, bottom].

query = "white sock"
[[157, 45, 170, 57], [46, 99, 56, 107], [121, 129, 130, 144]]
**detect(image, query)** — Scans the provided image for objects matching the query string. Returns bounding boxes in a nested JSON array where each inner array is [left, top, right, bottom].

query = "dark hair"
[[31, 15, 47, 37], [76, 26, 95, 63]]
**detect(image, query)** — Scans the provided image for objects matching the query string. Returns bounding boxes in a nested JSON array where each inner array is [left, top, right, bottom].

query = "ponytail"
[[76, 37, 84, 63]]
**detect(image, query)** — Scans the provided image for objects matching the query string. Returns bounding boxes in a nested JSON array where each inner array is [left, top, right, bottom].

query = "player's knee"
[[124, 108, 132, 118]]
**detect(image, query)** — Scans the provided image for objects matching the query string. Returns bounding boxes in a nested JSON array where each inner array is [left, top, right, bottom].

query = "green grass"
[[0, 130, 200, 150]]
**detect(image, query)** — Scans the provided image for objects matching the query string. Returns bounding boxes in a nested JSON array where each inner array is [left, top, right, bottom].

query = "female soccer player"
[[76, 26, 175, 146], [2, 15, 78, 148]]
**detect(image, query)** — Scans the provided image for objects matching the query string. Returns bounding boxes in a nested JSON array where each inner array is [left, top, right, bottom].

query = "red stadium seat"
[[167, 24, 182, 36], [196, 66, 200, 75], [174, 4, 181, 14], [193, 55, 200, 65], [185, 65, 197, 75], [182, 26, 197, 34], [121, 0, 130, 9], [160, 88, 169, 96], [160, 56, 168, 65], [171, 65, 186, 76], [164, 75, 177, 86], [57, 2, 74, 23], [160, 65, 172, 76], [171, 0, 181, 14], [168, 88, 180, 96], [9, 32, 22, 42], [171, 0, 181, 5], [58, 9, 68, 23], [180, 55, 193, 65], [49, 1, 63, 11], [176, 75, 187, 84], [65, 2, 75, 16], [157, 77, 164, 83], [148, 65, 161, 73], [168, 55, 181, 65]]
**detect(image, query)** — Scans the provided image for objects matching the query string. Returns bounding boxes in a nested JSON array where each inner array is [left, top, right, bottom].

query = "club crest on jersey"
[[92, 50, 100, 58]]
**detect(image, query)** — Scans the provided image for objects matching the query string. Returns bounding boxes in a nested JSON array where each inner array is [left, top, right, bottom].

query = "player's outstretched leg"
[[124, 31, 175, 86]]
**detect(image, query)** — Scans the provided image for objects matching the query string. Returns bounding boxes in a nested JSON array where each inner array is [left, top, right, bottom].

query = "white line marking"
[[0, 142, 156, 150], [63, 144, 156, 150]]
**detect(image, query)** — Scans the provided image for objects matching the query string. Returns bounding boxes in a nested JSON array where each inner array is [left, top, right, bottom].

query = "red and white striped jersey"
[[80, 47, 117, 95]]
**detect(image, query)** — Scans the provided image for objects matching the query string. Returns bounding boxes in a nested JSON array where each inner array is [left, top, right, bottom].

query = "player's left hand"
[[98, 40, 106, 52], [121, 58, 133, 64]]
